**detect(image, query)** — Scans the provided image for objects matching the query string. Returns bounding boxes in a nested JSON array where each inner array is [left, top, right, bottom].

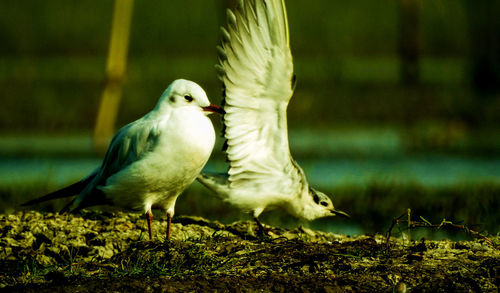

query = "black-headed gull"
[[198, 0, 349, 234], [23, 79, 224, 240]]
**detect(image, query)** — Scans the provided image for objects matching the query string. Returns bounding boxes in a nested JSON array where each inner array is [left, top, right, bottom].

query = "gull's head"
[[299, 187, 350, 221], [158, 79, 224, 115]]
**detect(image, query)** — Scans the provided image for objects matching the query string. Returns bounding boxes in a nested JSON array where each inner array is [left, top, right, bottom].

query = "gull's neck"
[[152, 97, 172, 115], [281, 162, 312, 220], [284, 186, 311, 220]]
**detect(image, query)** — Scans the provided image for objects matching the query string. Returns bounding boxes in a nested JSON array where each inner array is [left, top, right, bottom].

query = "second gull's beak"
[[330, 208, 351, 219]]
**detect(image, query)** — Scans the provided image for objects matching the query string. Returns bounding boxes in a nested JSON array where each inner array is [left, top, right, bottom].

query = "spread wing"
[[217, 0, 296, 187]]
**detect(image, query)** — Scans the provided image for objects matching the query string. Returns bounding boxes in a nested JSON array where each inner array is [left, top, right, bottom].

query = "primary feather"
[[218, 0, 295, 188]]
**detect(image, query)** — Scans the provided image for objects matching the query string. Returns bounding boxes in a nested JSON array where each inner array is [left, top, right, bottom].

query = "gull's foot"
[[253, 217, 272, 240]]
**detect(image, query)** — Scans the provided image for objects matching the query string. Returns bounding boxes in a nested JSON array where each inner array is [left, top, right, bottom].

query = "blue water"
[[1, 131, 499, 188], [1, 154, 499, 189], [0, 158, 100, 186], [299, 155, 500, 187]]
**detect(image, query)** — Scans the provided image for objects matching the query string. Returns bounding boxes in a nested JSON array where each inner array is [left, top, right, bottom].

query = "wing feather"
[[219, 0, 295, 187], [98, 120, 160, 181], [73, 118, 162, 209]]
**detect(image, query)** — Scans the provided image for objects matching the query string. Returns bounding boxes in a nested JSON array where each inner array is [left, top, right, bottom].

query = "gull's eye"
[[320, 201, 328, 207], [184, 95, 194, 102]]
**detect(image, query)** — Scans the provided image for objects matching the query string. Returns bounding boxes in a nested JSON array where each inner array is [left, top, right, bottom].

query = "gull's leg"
[[146, 210, 154, 240], [254, 216, 265, 237], [166, 214, 172, 240]]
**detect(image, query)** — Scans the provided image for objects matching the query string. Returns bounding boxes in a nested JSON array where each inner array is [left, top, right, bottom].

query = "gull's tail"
[[21, 181, 84, 206], [21, 171, 97, 211], [197, 173, 230, 200]]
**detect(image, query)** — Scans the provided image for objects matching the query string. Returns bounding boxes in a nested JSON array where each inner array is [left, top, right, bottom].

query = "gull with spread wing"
[[23, 79, 224, 240], [197, 0, 349, 233]]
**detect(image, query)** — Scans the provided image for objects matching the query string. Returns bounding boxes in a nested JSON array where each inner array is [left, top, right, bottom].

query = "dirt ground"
[[1, 211, 499, 292]]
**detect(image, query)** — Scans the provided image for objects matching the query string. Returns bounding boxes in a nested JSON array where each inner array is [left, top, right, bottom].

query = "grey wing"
[[72, 118, 162, 208], [217, 0, 297, 188], [98, 120, 160, 180]]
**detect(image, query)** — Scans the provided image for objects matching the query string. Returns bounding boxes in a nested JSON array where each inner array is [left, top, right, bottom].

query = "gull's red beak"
[[202, 104, 225, 114]]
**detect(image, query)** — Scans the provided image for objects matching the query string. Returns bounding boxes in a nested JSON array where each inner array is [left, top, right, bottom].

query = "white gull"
[[23, 79, 224, 240], [198, 0, 349, 234]]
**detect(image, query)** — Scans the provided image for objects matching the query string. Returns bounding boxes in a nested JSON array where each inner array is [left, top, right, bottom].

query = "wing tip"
[[216, 45, 227, 61], [220, 26, 231, 44], [226, 8, 237, 27]]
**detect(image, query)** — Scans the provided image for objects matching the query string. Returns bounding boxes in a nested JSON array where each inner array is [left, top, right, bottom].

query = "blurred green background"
[[0, 0, 499, 238]]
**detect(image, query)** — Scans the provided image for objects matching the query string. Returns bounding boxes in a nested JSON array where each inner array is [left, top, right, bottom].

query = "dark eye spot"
[[320, 201, 328, 207], [312, 193, 319, 204], [184, 95, 193, 102], [169, 97, 175, 103]]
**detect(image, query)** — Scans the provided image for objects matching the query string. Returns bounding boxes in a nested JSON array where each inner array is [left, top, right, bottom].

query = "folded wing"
[[71, 119, 162, 209]]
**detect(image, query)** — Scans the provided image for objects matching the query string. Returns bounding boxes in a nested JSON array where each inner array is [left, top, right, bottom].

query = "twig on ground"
[[386, 211, 494, 246]]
